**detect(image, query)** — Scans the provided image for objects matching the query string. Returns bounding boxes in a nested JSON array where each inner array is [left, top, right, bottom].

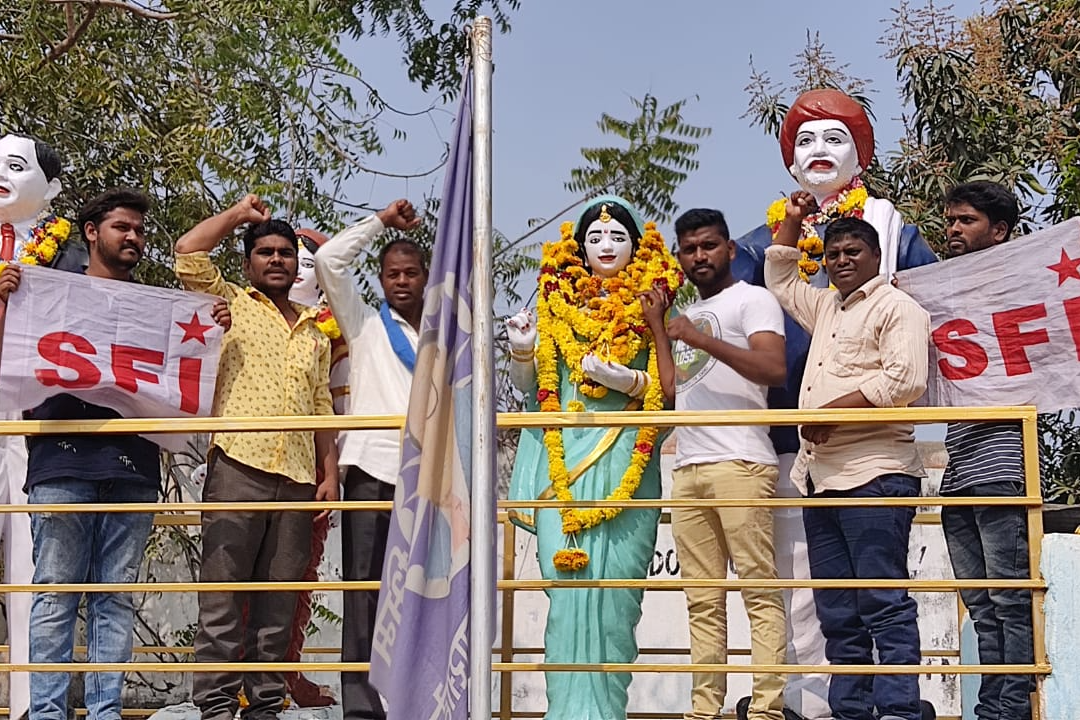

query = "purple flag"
[[370, 73, 478, 720]]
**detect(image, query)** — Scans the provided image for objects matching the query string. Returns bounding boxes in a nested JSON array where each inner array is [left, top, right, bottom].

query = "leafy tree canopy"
[[566, 93, 711, 224], [0, 0, 520, 286]]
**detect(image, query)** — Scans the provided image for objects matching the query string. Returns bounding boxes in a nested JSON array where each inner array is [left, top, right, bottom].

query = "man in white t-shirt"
[[313, 199, 422, 720], [641, 208, 788, 720]]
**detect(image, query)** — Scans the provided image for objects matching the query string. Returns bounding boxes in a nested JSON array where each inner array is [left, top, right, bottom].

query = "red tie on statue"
[[0, 223, 15, 262]]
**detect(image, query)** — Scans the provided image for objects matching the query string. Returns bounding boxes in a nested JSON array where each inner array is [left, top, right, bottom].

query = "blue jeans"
[[942, 482, 1034, 720], [803, 473, 922, 720], [28, 479, 158, 720]]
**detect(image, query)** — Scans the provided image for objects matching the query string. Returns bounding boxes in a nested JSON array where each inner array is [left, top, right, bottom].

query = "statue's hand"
[[505, 308, 537, 352], [581, 353, 648, 398]]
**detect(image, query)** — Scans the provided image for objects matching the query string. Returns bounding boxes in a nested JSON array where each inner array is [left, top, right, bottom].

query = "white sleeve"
[[313, 215, 384, 342], [742, 285, 786, 338]]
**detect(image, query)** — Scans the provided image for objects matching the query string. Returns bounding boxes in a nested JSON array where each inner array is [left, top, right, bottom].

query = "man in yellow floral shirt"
[[175, 194, 339, 720]]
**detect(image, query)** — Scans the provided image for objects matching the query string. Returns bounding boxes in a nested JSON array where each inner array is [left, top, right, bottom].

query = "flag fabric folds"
[[370, 72, 478, 720], [0, 265, 223, 450], [895, 217, 1080, 412]]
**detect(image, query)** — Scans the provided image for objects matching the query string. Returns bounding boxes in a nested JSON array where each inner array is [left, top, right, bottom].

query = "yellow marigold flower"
[[766, 198, 787, 227], [842, 187, 869, 212], [537, 213, 677, 543], [799, 237, 824, 256]]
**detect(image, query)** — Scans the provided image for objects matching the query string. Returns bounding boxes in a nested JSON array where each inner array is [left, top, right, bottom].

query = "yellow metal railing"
[[0, 406, 1048, 720]]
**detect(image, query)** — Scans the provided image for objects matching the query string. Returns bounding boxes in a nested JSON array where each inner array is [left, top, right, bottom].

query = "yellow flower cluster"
[[0, 214, 72, 272], [534, 219, 680, 572], [552, 547, 590, 572], [537, 221, 682, 398], [315, 311, 341, 340], [767, 178, 869, 281]]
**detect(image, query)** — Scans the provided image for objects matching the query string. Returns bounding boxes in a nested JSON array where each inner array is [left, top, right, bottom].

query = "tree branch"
[[45, 0, 178, 21], [37, 3, 97, 70]]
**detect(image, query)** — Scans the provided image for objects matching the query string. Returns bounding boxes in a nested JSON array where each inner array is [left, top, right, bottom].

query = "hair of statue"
[[7, 133, 63, 182], [299, 235, 320, 255], [823, 216, 880, 254], [674, 208, 731, 242], [296, 228, 329, 256], [378, 237, 428, 274], [779, 89, 875, 171], [77, 188, 151, 246], [945, 180, 1020, 240], [242, 219, 298, 258], [573, 200, 643, 268]]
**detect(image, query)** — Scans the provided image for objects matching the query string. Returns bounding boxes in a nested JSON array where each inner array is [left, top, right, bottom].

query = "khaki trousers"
[[671, 460, 786, 720]]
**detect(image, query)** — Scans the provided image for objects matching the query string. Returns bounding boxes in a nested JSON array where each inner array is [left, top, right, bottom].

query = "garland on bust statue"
[[0, 211, 72, 271], [766, 176, 868, 281], [314, 306, 341, 340], [535, 219, 682, 572]]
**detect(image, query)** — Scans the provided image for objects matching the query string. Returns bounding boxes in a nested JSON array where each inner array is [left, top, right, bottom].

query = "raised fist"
[[232, 194, 271, 226], [378, 199, 422, 232], [784, 190, 818, 223]]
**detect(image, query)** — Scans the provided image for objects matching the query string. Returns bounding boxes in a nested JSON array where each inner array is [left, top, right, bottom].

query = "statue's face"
[[583, 217, 633, 278], [290, 242, 320, 306], [789, 119, 861, 198], [0, 134, 60, 224]]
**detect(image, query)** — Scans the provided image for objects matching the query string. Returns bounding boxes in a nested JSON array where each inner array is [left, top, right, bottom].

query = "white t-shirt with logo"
[[673, 280, 785, 470]]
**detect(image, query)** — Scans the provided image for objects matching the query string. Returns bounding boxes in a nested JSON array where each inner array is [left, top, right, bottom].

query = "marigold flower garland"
[[536, 220, 682, 572], [766, 177, 868, 281], [314, 306, 341, 339], [0, 212, 72, 272]]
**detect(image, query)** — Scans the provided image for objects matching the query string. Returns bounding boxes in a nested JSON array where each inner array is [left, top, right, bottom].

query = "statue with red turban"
[[730, 89, 938, 720]]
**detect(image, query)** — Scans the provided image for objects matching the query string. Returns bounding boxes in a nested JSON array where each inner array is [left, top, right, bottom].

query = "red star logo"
[[176, 311, 214, 345], [1048, 249, 1080, 286]]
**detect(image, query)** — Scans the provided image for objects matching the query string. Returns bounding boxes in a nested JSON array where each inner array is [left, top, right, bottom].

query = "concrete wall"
[[1041, 534, 1080, 720]]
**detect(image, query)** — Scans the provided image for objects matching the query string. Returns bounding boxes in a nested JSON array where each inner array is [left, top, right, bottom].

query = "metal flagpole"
[[469, 15, 495, 720]]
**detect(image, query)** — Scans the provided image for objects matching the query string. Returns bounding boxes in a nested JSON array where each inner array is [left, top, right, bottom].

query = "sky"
[[342, 0, 985, 249]]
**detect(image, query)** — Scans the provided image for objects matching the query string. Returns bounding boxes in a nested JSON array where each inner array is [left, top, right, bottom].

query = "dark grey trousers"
[[341, 466, 394, 720], [192, 452, 315, 720]]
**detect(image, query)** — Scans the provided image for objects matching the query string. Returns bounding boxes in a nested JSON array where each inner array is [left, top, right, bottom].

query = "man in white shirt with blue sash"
[[313, 199, 422, 720]]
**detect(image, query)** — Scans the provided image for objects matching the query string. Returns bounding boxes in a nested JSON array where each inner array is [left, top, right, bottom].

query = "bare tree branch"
[[37, 3, 97, 70], [45, 0, 178, 21]]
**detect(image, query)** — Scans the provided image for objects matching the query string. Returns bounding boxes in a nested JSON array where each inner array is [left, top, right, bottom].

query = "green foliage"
[[1040, 410, 1080, 504], [0, 0, 520, 287], [744, 30, 875, 141], [567, 94, 711, 223], [307, 593, 342, 637]]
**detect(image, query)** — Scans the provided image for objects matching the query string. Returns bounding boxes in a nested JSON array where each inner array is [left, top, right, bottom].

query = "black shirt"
[[23, 394, 162, 492]]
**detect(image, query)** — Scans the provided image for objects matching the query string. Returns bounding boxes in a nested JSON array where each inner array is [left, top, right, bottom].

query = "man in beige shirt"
[[764, 190, 930, 720]]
